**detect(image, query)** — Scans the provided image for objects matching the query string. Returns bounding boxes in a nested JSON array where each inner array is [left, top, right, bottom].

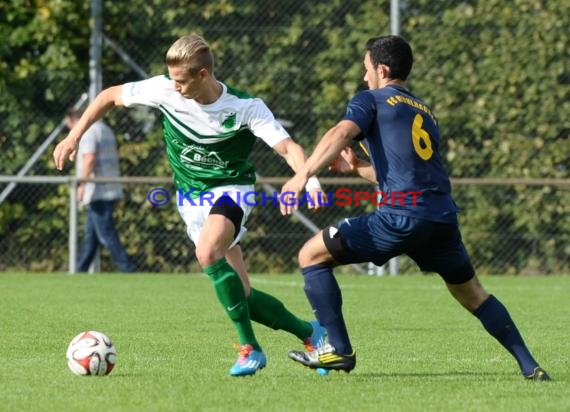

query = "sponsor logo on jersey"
[[128, 82, 141, 96], [180, 144, 229, 168]]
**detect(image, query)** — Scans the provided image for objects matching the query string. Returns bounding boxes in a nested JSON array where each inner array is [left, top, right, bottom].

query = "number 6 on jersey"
[[412, 113, 433, 160]]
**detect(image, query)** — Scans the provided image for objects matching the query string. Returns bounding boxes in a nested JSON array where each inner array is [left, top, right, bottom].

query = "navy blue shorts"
[[323, 212, 475, 284]]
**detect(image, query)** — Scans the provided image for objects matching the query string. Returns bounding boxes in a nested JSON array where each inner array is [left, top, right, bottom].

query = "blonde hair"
[[166, 34, 214, 75]]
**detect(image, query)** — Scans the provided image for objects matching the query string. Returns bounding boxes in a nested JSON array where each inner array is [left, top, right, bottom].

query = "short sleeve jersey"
[[75, 121, 123, 205], [121, 75, 290, 196], [344, 85, 458, 223]]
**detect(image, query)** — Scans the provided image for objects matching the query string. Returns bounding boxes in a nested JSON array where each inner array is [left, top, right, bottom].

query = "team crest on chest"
[[220, 111, 237, 129]]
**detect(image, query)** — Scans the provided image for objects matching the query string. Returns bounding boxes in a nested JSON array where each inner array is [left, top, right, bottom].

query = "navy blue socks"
[[301, 264, 353, 355], [473, 294, 538, 376]]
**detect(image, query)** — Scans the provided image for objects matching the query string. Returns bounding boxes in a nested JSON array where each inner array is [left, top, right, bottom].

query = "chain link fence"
[[1, 0, 568, 274]]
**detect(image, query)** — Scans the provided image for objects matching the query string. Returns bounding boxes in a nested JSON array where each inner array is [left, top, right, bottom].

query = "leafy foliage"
[[0, 0, 568, 273]]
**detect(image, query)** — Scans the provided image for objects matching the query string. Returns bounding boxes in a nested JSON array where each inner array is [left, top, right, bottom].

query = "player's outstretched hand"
[[280, 175, 306, 215], [329, 147, 359, 174], [53, 136, 79, 171]]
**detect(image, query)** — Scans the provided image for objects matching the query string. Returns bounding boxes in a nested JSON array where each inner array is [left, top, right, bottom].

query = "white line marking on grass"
[[251, 277, 367, 289]]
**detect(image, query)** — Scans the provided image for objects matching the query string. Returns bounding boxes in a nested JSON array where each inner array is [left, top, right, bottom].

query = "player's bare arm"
[[272, 138, 327, 210], [279, 120, 361, 215], [329, 147, 377, 184], [53, 85, 124, 170]]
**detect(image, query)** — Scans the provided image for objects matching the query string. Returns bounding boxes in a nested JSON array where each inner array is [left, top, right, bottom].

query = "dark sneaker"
[[288, 343, 356, 373], [525, 367, 551, 381]]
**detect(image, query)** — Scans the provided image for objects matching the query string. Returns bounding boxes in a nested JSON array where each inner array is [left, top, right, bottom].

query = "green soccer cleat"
[[289, 343, 356, 373], [525, 367, 551, 381]]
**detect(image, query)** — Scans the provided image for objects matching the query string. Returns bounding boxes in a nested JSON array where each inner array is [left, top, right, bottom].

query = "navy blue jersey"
[[344, 85, 458, 223]]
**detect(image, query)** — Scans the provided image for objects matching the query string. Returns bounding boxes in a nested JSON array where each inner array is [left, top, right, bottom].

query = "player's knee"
[[447, 275, 490, 312], [195, 245, 223, 267], [298, 238, 331, 267], [440, 260, 476, 285], [298, 244, 315, 267]]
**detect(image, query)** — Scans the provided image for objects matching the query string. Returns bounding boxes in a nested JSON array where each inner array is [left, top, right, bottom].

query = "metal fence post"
[[89, 0, 103, 102], [389, 0, 401, 276], [391, 0, 400, 36], [68, 178, 78, 274]]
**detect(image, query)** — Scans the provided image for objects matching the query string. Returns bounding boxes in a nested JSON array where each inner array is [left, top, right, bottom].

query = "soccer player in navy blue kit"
[[280, 35, 550, 380]]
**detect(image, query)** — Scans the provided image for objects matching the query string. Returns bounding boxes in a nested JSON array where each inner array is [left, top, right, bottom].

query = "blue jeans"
[[77, 200, 135, 273]]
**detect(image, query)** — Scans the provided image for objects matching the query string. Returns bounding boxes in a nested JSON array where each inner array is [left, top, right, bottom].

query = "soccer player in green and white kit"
[[54, 34, 327, 377]]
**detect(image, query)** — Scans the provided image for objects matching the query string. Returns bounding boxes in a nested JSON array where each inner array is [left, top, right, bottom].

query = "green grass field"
[[0, 273, 567, 412]]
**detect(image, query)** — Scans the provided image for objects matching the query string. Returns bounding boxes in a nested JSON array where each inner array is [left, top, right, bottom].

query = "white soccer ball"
[[66, 331, 117, 376]]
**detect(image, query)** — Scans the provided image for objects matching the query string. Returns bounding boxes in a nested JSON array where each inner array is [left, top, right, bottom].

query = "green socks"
[[247, 287, 312, 341], [204, 258, 313, 347], [204, 258, 261, 351]]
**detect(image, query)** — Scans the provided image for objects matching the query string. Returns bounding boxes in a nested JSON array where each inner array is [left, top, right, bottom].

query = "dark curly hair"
[[365, 35, 413, 81]]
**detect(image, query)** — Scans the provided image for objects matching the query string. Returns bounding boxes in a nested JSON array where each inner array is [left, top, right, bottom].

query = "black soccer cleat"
[[288, 343, 356, 373], [525, 367, 551, 381]]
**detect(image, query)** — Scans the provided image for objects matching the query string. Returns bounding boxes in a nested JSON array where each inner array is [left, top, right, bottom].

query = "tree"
[[1, 0, 567, 273]]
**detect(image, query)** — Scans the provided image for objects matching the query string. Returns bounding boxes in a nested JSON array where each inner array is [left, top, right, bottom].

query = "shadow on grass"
[[316, 370, 514, 380]]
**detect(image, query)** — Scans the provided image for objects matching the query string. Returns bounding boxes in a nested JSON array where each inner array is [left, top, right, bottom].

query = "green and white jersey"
[[121, 75, 290, 196]]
